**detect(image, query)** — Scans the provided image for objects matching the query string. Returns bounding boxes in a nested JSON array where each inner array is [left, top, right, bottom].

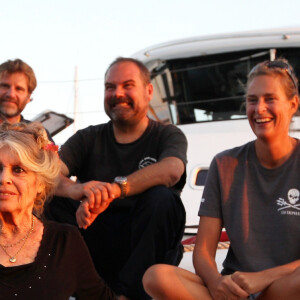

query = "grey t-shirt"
[[199, 140, 300, 274]]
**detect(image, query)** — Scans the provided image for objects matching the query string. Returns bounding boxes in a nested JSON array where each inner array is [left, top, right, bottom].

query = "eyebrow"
[[16, 85, 26, 90], [246, 93, 276, 98], [105, 79, 135, 86], [0, 82, 26, 91]]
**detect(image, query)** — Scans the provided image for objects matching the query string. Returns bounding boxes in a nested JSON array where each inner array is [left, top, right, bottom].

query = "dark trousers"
[[45, 186, 186, 300]]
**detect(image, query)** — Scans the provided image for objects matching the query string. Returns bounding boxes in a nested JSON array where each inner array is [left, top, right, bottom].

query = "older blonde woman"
[[143, 59, 300, 300], [0, 122, 116, 300]]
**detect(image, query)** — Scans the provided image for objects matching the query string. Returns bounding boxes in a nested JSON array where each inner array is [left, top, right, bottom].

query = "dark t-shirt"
[[199, 140, 300, 274], [20, 115, 54, 143], [59, 119, 187, 195], [0, 221, 116, 300]]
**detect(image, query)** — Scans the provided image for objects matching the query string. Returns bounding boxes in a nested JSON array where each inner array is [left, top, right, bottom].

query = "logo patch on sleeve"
[[138, 157, 157, 169]]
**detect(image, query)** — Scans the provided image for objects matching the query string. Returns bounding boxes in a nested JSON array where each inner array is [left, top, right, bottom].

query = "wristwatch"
[[114, 176, 128, 199]]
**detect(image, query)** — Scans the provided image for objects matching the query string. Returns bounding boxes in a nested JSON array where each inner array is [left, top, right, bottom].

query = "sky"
[[1, 0, 300, 144]]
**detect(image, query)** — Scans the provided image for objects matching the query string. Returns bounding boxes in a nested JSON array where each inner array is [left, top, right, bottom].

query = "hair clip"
[[43, 142, 59, 153]]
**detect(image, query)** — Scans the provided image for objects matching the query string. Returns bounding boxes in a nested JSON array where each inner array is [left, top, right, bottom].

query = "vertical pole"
[[270, 49, 276, 61]]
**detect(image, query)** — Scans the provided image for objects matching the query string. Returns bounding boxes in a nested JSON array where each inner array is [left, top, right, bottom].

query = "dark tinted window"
[[151, 48, 300, 125], [195, 169, 208, 186]]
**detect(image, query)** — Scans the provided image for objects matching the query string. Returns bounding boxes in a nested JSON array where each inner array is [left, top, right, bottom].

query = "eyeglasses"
[[249, 60, 298, 90]]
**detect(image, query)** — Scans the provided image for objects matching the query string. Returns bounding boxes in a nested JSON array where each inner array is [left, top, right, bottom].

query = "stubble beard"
[[109, 109, 135, 125], [105, 96, 135, 122], [0, 105, 20, 118]]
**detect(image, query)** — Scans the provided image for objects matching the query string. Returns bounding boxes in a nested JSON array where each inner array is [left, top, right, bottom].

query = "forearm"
[[55, 174, 81, 200], [230, 260, 300, 295], [193, 249, 221, 290], [192, 217, 227, 296], [126, 157, 184, 196], [194, 250, 250, 299], [257, 260, 300, 287]]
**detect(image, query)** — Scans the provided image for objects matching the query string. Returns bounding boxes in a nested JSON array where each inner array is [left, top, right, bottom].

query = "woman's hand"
[[231, 271, 271, 295], [208, 275, 249, 300], [75, 181, 121, 228], [193, 217, 249, 300], [76, 200, 109, 229]]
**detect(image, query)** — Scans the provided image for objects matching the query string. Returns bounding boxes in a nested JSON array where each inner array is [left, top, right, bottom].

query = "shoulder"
[[41, 220, 89, 258], [43, 220, 81, 240], [20, 116, 30, 123], [210, 141, 255, 171], [215, 140, 254, 160], [148, 119, 187, 140], [149, 119, 183, 132], [62, 122, 111, 147], [76, 122, 110, 136]]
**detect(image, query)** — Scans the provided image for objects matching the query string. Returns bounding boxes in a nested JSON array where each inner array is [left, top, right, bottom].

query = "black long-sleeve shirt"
[[0, 220, 116, 300]]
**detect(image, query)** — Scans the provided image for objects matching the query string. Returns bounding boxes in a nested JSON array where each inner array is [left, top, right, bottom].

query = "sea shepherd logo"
[[139, 157, 157, 169], [277, 188, 300, 216]]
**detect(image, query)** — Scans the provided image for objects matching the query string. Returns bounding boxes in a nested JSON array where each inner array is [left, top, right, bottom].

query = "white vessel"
[[132, 27, 300, 234]]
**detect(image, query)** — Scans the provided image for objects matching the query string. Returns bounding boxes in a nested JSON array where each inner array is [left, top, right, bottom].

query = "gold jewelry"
[[0, 226, 33, 248], [0, 216, 35, 263], [114, 176, 128, 199]]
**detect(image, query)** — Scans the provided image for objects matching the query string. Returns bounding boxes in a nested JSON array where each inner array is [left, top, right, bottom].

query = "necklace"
[[0, 216, 35, 263], [0, 226, 33, 248]]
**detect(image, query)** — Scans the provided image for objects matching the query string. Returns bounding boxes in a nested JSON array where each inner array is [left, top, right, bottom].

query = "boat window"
[[195, 169, 208, 186], [32, 110, 74, 136], [149, 48, 300, 125]]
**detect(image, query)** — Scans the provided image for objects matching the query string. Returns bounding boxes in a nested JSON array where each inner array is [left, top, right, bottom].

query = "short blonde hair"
[[247, 58, 299, 100], [0, 122, 60, 216]]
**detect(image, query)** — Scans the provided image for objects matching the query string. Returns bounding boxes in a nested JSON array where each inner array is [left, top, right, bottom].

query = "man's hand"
[[208, 275, 249, 300], [66, 180, 120, 207], [73, 181, 121, 228], [79, 181, 120, 210]]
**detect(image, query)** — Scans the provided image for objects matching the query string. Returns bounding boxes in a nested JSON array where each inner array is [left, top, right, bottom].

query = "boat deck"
[[180, 239, 229, 273]]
